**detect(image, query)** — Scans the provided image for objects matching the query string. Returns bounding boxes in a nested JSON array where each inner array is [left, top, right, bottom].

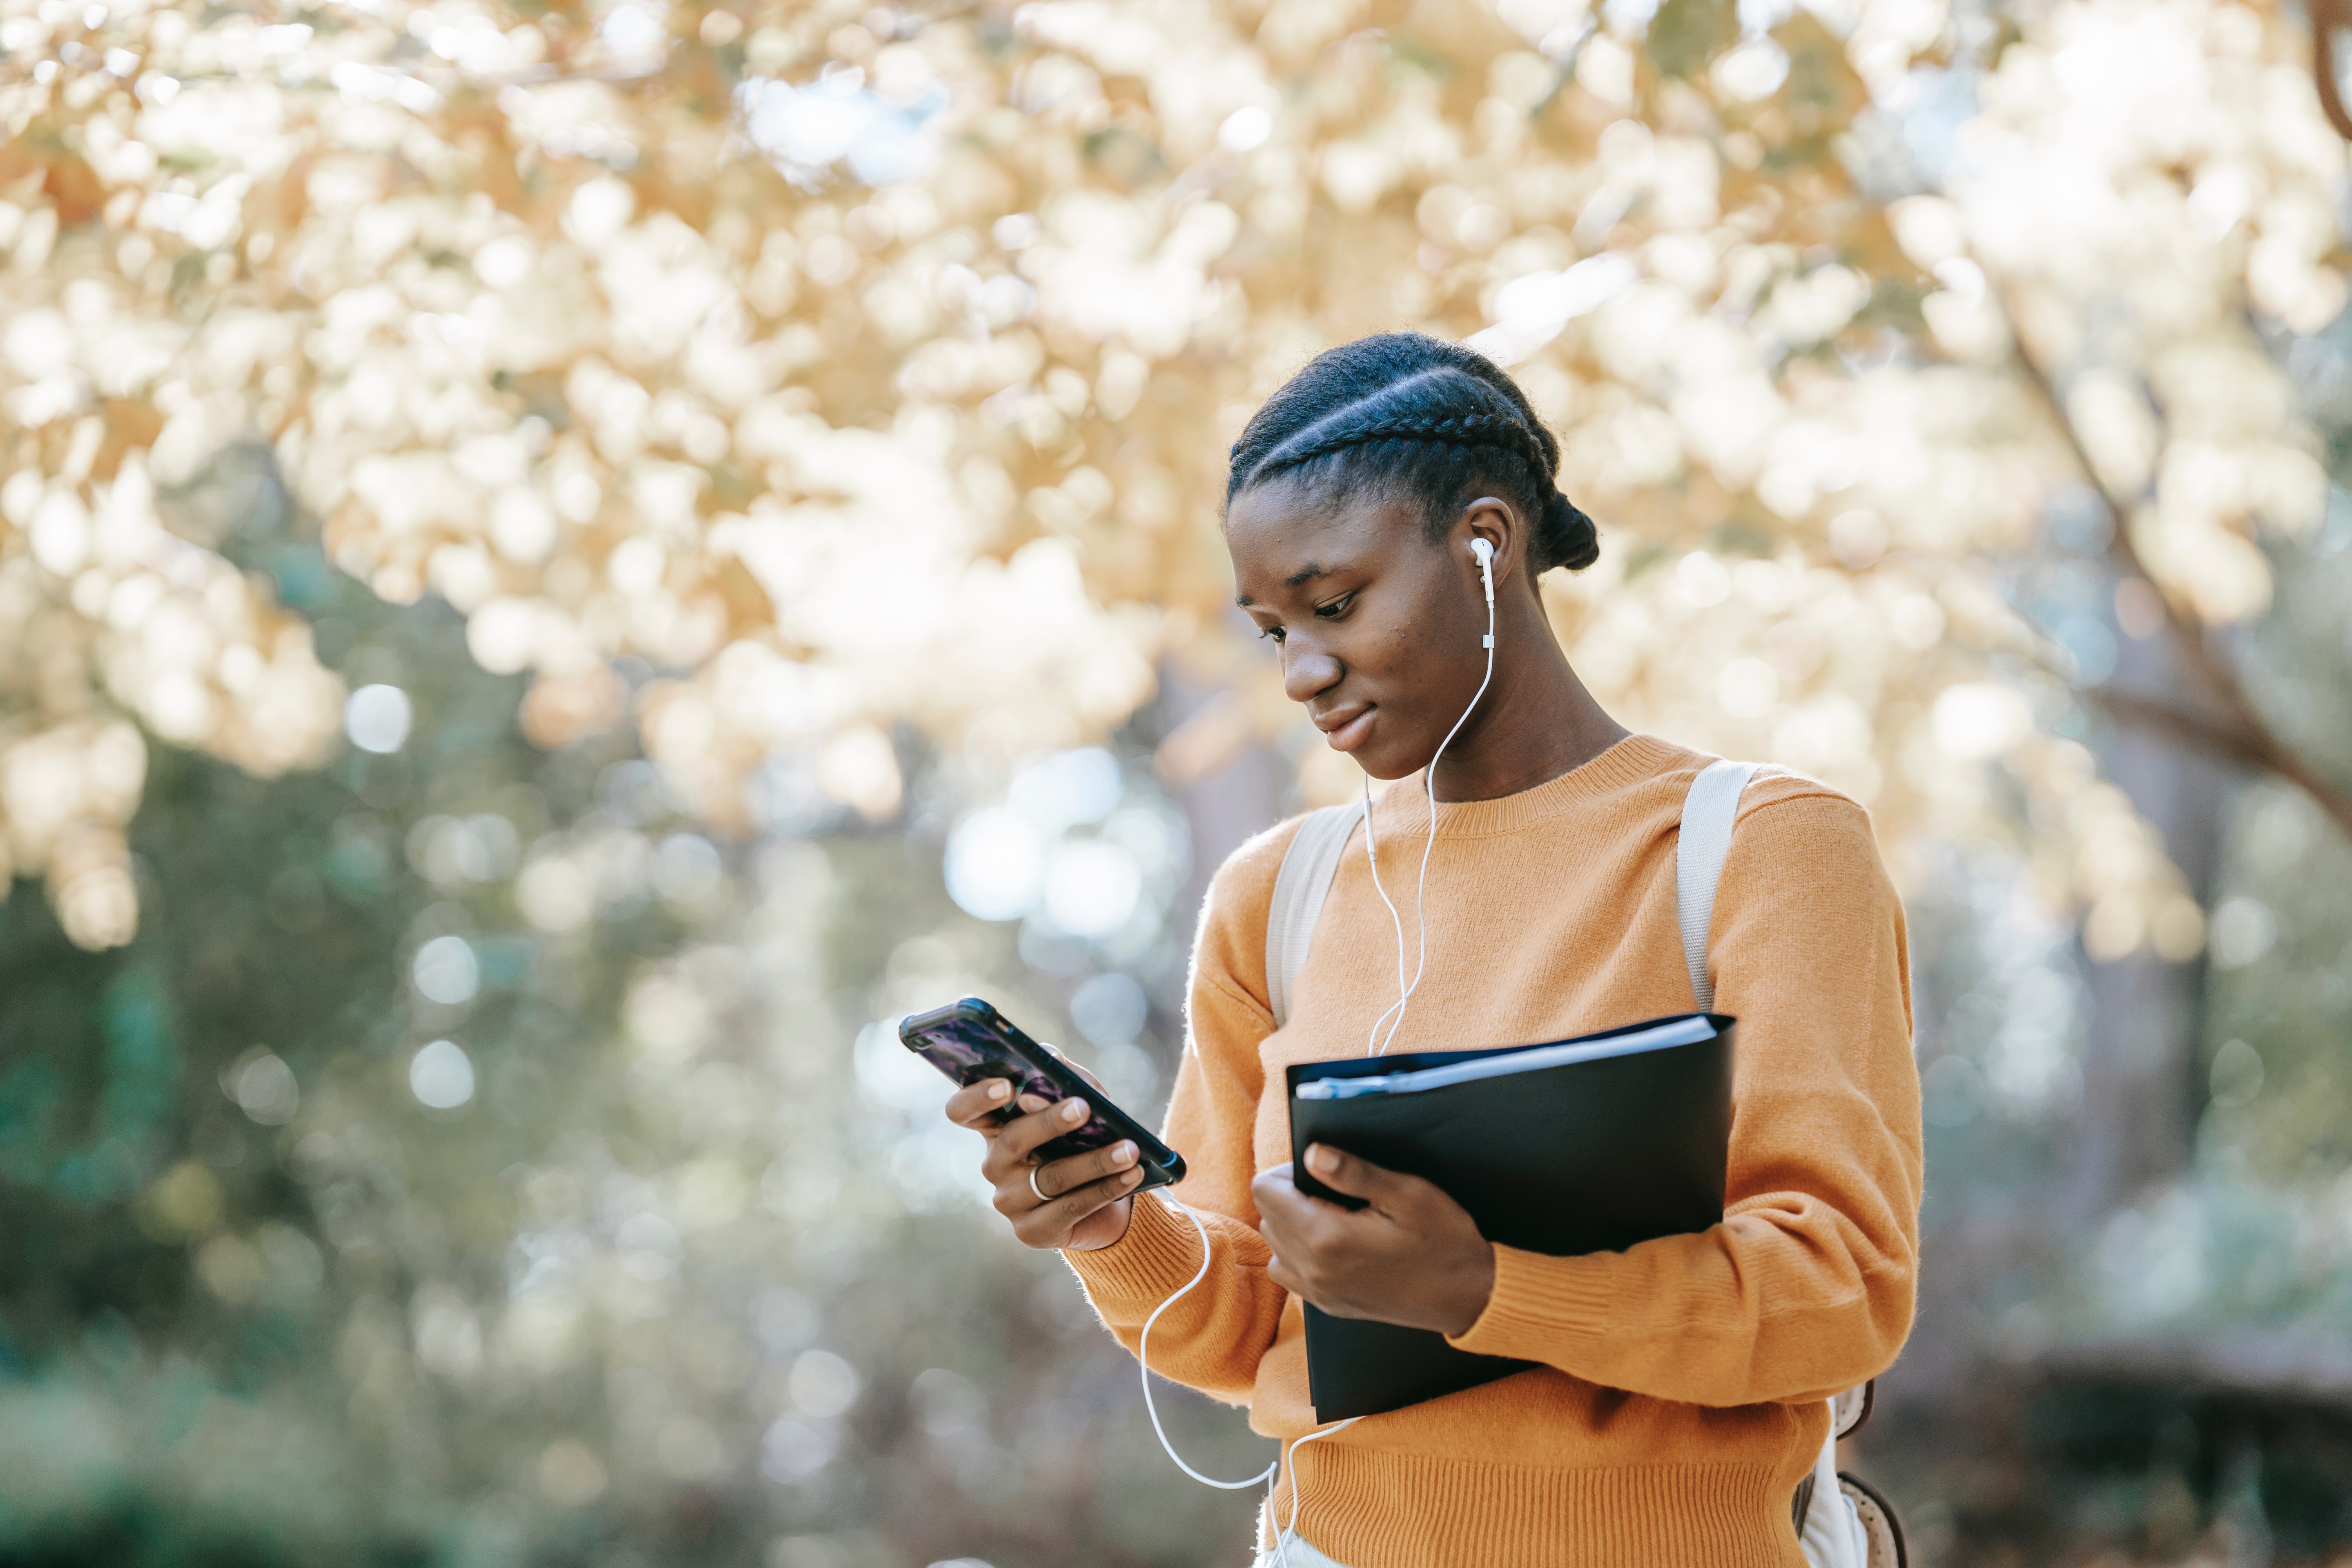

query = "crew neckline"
[[1366, 733, 1697, 838]]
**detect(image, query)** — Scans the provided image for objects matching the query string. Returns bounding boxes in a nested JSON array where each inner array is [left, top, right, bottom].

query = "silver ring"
[[1028, 1163, 1051, 1205]]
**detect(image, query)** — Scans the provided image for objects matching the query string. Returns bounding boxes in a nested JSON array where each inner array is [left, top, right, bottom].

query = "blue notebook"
[[1285, 1013, 1735, 1420]]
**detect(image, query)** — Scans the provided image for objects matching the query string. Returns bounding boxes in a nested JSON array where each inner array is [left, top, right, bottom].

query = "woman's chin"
[[1340, 741, 1423, 783], [1319, 711, 1429, 781]]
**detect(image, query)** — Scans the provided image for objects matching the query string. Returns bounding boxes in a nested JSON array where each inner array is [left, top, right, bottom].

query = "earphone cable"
[[1140, 546, 1499, 1557], [1141, 1192, 1369, 1568], [1363, 584, 1496, 1057], [1136, 1192, 1283, 1491], [1357, 775, 1413, 1058], [1273, 1415, 1363, 1567]]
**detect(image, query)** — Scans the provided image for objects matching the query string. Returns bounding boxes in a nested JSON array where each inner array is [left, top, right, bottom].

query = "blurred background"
[[3, 0, 2351, 1563]]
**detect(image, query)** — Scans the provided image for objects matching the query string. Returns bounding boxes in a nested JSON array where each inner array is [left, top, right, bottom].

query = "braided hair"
[[1225, 333, 1599, 574]]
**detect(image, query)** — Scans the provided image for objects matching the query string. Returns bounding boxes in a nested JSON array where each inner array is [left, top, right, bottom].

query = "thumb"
[[1303, 1143, 1408, 1207]]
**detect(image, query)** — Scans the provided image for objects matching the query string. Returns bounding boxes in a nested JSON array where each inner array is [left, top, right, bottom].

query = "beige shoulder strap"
[[1272, 760, 1756, 1024], [1675, 759, 1758, 1013], [1264, 800, 1367, 1030], [1684, 759, 1892, 1562]]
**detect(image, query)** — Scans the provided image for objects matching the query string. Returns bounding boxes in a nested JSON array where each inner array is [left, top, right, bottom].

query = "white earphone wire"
[[1138, 1193, 1281, 1491], [1356, 775, 1413, 1057], [1142, 1193, 1365, 1568], [1142, 541, 1501, 1563], [1360, 566, 1497, 1057], [1274, 1416, 1363, 1567]]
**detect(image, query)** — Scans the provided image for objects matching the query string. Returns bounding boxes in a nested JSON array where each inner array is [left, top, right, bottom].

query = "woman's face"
[[1227, 478, 1496, 782]]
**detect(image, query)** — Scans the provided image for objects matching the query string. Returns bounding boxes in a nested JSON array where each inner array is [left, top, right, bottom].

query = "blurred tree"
[[6, 0, 2343, 958], [9, 0, 2352, 1562], [0, 444, 1272, 1566]]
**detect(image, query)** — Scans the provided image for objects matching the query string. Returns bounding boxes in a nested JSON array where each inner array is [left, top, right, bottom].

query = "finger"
[[1013, 1166, 1142, 1242], [1250, 1167, 1323, 1254], [989, 1095, 1093, 1166], [1029, 1140, 1138, 1202], [945, 1077, 1016, 1129], [981, 1099, 1070, 1182], [1302, 1143, 1417, 1209], [1250, 1163, 1307, 1227]]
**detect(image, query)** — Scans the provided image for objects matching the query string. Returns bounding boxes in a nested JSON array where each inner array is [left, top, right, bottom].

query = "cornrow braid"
[[1262, 410, 1552, 479], [1226, 335, 1599, 575]]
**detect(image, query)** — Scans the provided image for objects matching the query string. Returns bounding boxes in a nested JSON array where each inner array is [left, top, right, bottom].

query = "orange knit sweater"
[[1064, 735, 1922, 1568]]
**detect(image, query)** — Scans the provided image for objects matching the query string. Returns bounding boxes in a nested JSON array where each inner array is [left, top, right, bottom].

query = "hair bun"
[[1538, 491, 1600, 573]]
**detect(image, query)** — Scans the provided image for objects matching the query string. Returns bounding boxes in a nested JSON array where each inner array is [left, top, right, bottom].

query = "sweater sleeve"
[[1445, 789, 1924, 1407], [1061, 819, 1301, 1407]]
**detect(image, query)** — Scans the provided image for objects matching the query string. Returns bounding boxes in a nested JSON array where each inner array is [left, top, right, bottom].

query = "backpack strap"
[[1684, 760, 1897, 1562], [1272, 759, 1757, 1025], [1675, 759, 1758, 1013], [1265, 800, 1367, 1030]]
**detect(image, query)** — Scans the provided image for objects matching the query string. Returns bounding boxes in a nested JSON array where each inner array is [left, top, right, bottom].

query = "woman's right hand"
[[946, 1072, 1141, 1252]]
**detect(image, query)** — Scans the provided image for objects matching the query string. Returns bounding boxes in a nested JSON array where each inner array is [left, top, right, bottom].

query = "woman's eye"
[[1259, 625, 1287, 645], [1314, 593, 1355, 620]]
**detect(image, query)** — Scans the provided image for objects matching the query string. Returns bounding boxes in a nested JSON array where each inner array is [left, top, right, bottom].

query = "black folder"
[[1284, 1013, 1735, 1421]]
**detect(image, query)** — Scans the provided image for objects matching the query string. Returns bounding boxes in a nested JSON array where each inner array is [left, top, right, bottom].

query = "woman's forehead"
[[1227, 481, 1407, 553], [1226, 487, 1405, 603]]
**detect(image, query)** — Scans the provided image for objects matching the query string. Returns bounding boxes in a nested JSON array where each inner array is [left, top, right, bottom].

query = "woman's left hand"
[[1252, 1144, 1496, 1338]]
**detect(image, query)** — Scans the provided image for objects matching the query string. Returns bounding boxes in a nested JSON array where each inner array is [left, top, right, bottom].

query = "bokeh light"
[[943, 808, 1044, 923], [409, 1038, 477, 1110], [345, 684, 414, 754], [411, 935, 481, 1005]]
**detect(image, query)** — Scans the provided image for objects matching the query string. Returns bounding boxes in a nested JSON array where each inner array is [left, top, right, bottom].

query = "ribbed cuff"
[[1061, 1191, 1209, 1316], [1445, 1244, 1615, 1365]]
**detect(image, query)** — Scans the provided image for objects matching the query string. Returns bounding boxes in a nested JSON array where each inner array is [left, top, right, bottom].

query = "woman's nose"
[[1282, 642, 1341, 705]]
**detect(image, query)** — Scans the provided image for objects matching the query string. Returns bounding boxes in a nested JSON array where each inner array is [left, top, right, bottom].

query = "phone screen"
[[898, 999, 1184, 1184]]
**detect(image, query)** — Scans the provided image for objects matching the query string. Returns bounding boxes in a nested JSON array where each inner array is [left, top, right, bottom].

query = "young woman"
[[944, 333, 1922, 1568]]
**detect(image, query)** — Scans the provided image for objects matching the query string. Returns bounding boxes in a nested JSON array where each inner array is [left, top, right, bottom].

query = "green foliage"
[[0, 448, 1267, 1566], [1647, 0, 1739, 80]]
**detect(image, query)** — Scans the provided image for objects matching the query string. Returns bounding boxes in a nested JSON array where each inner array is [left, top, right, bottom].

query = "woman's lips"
[[1318, 706, 1376, 753]]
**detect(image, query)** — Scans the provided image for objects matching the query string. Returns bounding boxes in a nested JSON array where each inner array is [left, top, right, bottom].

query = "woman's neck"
[[1426, 599, 1628, 804]]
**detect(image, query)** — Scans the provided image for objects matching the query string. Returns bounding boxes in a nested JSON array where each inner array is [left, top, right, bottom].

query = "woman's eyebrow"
[[1234, 563, 1334, 607]]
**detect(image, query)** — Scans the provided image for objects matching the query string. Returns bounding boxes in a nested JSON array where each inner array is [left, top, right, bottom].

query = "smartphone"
[[898, 996, 1186, 1194]]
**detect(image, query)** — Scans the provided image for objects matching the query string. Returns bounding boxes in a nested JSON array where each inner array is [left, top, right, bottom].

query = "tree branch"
[[1997, 296, 2352, 843], [2085, 688, 2265, 771], [2313, 0, 2352, 143]]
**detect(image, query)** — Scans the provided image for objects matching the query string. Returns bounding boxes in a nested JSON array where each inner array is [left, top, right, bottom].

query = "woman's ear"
[[1455, 498, 1519, 593]]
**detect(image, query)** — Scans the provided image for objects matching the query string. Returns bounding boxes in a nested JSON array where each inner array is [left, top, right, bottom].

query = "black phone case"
[[898, 998, 1187, 1192]]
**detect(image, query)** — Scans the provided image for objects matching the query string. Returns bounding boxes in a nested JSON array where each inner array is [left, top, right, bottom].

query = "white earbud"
[[1469, 539, 1495, 649]]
